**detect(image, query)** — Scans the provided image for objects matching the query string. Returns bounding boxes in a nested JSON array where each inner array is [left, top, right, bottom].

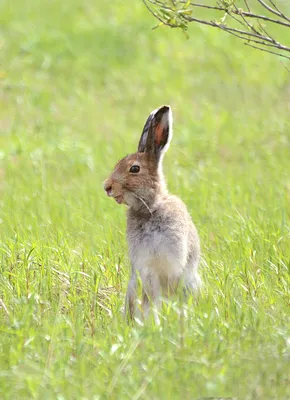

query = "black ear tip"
[[157, 105, 171, 114]]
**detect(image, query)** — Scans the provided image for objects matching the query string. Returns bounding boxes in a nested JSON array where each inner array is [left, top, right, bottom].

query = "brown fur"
[[103, 106, 201, 322]]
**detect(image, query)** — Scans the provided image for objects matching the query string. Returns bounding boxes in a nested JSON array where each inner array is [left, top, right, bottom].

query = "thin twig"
[[245, 42, 290, 60], [257, 20, 273, 41], [227, 11, 249, 31], [244, 0, 250, 13], [268, 0, 290, 22], [233, 3, 260, 36], [257, 0, 286, 20], [223, 29, 284, 51]]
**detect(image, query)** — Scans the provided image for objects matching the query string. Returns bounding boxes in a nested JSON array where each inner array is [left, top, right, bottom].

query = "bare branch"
[[186, 2, 290, 28], [143, 0, 290, 60]]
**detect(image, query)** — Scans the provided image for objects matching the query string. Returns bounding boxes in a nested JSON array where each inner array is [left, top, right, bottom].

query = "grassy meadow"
[[0, 0, 290, 398]]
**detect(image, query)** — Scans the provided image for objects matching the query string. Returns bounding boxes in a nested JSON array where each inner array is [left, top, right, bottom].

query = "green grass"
[[0, 0, 290, 398]]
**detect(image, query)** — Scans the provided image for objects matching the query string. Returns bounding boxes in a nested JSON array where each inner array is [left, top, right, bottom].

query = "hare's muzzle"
[[103, 178, 124, 204], [103, 181, 113, 197]]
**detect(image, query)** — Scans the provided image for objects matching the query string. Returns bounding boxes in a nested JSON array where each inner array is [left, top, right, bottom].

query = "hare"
[[103, 106, 201, 322]]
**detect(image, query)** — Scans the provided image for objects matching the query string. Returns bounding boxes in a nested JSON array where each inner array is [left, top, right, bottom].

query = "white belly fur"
[[129, 230, 186, 282]]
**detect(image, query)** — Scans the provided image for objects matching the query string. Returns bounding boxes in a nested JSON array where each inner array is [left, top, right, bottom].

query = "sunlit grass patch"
[[0, 0, 289, 398]]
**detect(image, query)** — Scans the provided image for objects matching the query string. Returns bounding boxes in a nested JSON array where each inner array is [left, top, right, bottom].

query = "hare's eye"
[[129, 165, 140, 173]]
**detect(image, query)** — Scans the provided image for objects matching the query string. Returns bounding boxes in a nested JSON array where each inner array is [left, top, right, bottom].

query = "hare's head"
[[103, 105, 172, 209]]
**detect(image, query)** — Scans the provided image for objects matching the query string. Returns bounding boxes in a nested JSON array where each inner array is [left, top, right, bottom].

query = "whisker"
[[133, 193, 153, 215]]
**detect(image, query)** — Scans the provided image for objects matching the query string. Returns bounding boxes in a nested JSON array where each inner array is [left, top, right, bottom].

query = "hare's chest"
[[127, 217, 182, 278], [129, 217, 166, 255]]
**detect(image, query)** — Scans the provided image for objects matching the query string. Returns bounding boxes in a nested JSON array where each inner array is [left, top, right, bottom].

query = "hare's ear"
[[138, 106, 172, 161]]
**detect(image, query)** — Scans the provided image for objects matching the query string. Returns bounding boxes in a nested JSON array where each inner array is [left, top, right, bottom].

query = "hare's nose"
[[104, 182, 112, 196]]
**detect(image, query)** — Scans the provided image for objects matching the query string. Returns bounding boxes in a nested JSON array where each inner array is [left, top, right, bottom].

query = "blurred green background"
[[0, 0, 289, 399]]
